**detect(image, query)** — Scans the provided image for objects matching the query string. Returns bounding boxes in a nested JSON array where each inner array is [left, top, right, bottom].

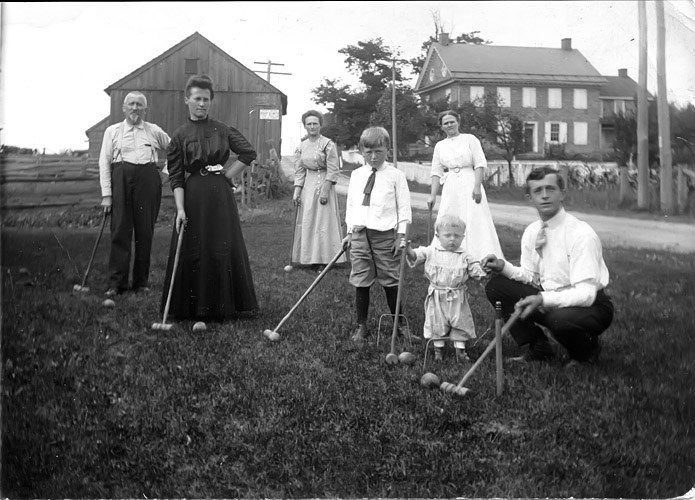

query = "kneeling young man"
[[481, 166, 614, 366]]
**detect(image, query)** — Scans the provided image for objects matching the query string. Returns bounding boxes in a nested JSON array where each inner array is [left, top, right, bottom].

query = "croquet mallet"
[[73, 208, 109, 293], [263, 246, 346, 341], [385, 223, 411, 365], [284, 202, 300, 272], [440, 307, 521, 396], [421, 306, 521, 397], [427, 202, 433, 243], [152, 225, 185, 331]]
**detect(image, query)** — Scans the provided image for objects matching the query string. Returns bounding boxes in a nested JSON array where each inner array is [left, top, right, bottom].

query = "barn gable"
[[87, 31, 287, 164]]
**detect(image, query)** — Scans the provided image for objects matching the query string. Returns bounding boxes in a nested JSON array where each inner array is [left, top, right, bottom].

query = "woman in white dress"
[[291, 110, 347, 271], [426, 110, 504, 261]]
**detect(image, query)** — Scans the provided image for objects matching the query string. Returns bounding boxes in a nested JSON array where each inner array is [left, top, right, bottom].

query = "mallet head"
[[73, 284, 89, 293], [385, 352, 399, 365], [439, 381, 471, 397], [151, 322, 172, 331], [263, 329, 281, 341]]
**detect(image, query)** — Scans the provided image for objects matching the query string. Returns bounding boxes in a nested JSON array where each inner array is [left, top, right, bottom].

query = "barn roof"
[[84, 115, 109, 137], [104, 31, 287, 114]]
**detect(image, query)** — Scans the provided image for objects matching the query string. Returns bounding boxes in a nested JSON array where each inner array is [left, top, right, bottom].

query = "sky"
[[2, 1, 695, 155]]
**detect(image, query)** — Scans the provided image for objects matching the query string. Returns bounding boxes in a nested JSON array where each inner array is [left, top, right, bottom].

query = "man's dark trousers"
[[485, 275, 614, 361], [109, 161, 162, 291]]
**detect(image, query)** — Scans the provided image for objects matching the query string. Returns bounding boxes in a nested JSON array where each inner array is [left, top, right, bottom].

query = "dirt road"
[[281, 159, 695, 254]]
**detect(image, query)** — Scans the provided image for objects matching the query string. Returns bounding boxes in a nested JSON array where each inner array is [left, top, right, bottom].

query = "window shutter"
[[544, 122, 551, 143], [560, 122, 568, 144]]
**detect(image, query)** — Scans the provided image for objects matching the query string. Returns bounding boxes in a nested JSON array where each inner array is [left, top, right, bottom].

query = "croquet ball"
[[283, 265, 292, 273], [398, 351, 416, 365], [192, 321, 207, 332], [102, 299, 116, 308], [420, 372, 440, 388]]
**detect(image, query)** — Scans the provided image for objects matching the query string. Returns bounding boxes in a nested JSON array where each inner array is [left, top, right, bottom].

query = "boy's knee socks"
[[356, 286, 370, 324], [384, 286, 405, 323]]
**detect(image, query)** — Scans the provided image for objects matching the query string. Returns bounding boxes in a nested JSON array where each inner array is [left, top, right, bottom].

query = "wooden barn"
[[85, 31, 287, 166]]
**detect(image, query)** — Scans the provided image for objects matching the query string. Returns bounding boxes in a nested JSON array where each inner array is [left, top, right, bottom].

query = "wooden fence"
[[0, 154, 278, 210]]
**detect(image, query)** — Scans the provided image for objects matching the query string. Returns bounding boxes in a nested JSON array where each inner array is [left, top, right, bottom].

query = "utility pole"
[[655, 0, 673, 214], [637, 0, 649, 209], [391, 59, 398, 169], [253, 60, 292, 83]]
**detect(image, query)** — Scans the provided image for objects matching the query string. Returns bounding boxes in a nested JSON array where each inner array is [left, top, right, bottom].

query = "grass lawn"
[[2, 198, 694, 498]]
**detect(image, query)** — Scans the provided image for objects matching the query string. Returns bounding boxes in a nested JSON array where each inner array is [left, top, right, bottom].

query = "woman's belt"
[[442, 167, 466, 173], [199, 164, 224, 176]]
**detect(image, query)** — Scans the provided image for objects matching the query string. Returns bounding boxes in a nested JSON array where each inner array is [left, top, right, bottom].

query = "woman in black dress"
[[161, 74, 258, 326]]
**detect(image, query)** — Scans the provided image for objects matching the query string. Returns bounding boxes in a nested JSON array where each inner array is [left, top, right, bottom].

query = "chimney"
[[561, 38, 572, 50], [618, 68, 628, 78], [439, 32, 450, 46]]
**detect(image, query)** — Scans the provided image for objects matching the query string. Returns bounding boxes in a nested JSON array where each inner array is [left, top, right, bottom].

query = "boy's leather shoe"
[[351, 324, 369, 342]]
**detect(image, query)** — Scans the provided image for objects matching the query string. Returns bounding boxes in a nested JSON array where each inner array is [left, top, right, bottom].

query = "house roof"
[[416, 42, 607, 91], [104, 31, 287, 113], [600, 75, 654, 100]]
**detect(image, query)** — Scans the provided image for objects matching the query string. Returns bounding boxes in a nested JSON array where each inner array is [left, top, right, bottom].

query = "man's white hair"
[[123, 91, 148, 106]]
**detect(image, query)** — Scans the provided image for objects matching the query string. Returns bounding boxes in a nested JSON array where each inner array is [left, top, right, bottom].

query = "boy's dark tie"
[[535, 222, 548, 256], [362, 168, 377, 206]]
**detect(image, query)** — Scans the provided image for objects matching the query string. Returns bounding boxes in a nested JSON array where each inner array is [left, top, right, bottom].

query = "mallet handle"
[[389, 223, 411, 356], [160, 226, 185, 326], [456, 308, 521, 389], [271, 246, 346, 333], [495, 301, 504, 396], [288, 202, 299, 265], [80, 209, 109, 288]]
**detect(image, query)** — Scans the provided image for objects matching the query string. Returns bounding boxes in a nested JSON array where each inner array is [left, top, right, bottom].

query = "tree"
[[472, 92, 525, 186], [613, 112, 638, 167], [409, 11, 491, 75], [371, 84, 425, 159], [311, 38, 406, 149]]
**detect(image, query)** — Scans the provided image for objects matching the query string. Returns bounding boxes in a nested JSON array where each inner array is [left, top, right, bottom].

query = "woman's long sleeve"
[[167, 136, 185, 191]]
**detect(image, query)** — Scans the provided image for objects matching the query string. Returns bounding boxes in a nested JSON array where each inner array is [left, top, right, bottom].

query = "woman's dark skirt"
[[160, 173, 258, 321]]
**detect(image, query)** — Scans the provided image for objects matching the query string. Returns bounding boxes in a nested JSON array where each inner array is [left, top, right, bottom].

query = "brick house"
[[414, 34, 610, 158], [599, 68, 654, 154]]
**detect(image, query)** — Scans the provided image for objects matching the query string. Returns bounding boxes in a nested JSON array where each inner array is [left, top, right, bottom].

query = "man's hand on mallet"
[[515, 294, 544, 319]]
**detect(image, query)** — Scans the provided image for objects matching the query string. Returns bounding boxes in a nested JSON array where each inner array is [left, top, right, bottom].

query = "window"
[[185, 58, 199, 74], [574, 89, 588, 109], [445, 88, 452, 102], [522, 87, 536, 108], [548, 88, 562, 109], [470, 86, 484, 105], [614, 99, 626, 115], [550, 123, 560, 142], [574, 122, 588, 145], [545, 122, 567, 143], [497, 87, 511, 107]]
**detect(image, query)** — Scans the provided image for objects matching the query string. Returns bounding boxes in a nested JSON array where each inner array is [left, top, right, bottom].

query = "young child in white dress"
[[405, 214, 487, 362]]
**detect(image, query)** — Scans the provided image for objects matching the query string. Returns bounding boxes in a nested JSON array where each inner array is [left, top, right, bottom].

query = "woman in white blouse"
[[426, 110, 504, 261]]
